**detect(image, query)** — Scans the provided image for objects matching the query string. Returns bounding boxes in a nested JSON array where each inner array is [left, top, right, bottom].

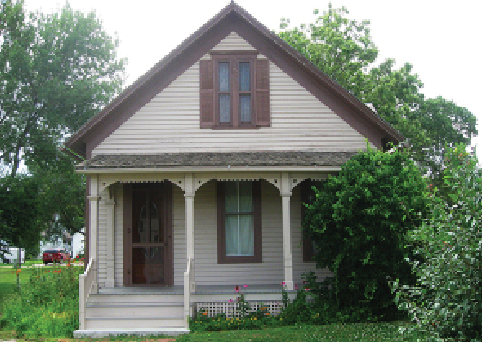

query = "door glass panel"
[[134, 203, 148, 243], [132, 247, 164, 285], [150, 202, 160, 243], [132, 247, 148, 284]]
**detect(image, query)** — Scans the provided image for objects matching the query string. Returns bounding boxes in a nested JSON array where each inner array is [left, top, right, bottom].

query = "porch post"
[[87, 175, 99, 294], [184, 173, 195, 292], [281, 172, 294, 290], [104, 187, 116, 288]]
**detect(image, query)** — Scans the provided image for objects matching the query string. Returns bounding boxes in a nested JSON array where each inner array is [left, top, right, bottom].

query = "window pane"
[[238, 181, 252, 212], [219, 62, 230, 92], [225, 182, 238, 213], [219, 94, 231, 123], [239, 94, 251, 123], [239, 62, 250, 91], [239, 215, 254, 256], [225, 216, 238, 256]]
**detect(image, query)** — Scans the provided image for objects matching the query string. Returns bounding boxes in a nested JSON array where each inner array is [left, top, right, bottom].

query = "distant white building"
[[0, 241, 25, 264], [39, 228, 84, 258], [72, 228, 85, 258]]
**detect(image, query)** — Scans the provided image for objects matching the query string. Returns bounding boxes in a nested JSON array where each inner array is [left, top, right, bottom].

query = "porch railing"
[[79, 258, 97, 330], [184, 257, 195, 329]]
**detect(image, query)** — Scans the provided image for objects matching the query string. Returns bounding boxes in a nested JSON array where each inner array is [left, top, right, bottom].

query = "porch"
[[75, 271, 299, 338], [77, 171, 334, 337]]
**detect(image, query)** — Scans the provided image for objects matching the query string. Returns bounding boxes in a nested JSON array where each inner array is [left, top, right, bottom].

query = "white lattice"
[[195, 301, 284, 318]]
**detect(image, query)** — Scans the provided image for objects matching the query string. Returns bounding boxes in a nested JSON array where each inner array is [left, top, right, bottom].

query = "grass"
[[0, 262, 441, 342], [0, 260, 83, 307], [0, 322, 432, 342]]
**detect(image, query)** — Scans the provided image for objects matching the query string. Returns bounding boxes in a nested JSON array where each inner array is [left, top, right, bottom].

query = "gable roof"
[[65, 1, 403, 159]]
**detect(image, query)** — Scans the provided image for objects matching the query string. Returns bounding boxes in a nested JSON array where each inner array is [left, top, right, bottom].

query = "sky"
[[24, 0, 482, 161]]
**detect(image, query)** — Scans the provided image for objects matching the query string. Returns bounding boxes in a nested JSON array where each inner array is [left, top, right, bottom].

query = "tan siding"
[[114, 184, 123, 287], [92, 36, 370, 157], [211, 32, 256, 51], [176, 180, 328, 286]]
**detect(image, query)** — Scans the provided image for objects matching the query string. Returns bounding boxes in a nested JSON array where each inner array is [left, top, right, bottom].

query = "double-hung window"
[[199, 52, 270, 129], [217, 181, 262, 263], [216, 56, 254, 127]]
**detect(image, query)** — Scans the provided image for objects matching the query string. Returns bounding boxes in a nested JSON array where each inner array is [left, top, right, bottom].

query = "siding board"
[[92, 35, 370, 157]]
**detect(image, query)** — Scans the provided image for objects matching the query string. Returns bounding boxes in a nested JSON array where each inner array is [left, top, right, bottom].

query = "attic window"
[[200, 52, 270, 129]]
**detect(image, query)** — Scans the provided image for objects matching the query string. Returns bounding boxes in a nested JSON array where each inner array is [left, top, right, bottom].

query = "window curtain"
[[225, 181, 254, 256]]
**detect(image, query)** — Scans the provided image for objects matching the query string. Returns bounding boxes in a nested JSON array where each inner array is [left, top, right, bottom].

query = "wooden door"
[[124, 182, 172, 286]]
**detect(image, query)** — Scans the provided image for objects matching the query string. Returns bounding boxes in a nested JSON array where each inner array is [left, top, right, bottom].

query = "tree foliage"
[[279, 5, 477, 181], [0, 0, 124, 177], [303, 144, 431, 319], [0, 175, 43, 256], [0, 1, 124, 246], [391, 145, 482, 342]]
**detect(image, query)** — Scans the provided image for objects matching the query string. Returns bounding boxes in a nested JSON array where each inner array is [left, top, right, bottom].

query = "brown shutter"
[[255, 59, 270, 127], [200, 59, 215, 128]]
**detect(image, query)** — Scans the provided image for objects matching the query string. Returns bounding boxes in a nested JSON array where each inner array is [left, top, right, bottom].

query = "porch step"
[[85, 292, 187, 331], [87, 293, 184, 303], [74, 327, 189, 338], [86, 302, 184, 318], [85, 316, 186, 330]]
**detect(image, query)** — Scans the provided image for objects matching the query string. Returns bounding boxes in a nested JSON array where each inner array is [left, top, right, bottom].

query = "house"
[[0, 241, 25, 265], [65, 2, 403, 337]]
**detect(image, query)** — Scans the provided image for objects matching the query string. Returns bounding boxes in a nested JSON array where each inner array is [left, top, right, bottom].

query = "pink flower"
[[305, 288, 310, 291], [295, 284, 298, 290], [228, 299, 233, 303], [281, 281, 286, 285], [243, 284, 248, 288]]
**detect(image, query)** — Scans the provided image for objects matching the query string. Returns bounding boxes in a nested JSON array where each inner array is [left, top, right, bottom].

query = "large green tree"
[[303, 145, 431, 320], [0, 0, 124, 247], [392, 145, 482, 341], [279, 4, 477, 181], [1, 0, 124, 177]]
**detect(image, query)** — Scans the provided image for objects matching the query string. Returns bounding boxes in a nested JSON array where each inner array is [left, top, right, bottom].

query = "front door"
[[124, 182, 172, 286]]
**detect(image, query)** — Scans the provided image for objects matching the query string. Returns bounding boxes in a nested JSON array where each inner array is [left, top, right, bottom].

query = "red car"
[[42, 250, 70, 265]]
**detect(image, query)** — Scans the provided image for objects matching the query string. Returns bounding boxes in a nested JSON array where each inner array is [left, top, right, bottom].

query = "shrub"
[[303, 143, 431, 320], [0, 264, 82, 338], [391, 144, 482, 342]]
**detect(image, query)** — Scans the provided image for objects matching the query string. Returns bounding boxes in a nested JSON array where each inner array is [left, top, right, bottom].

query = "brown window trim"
[[217, 180, 262, 264], [301, 180, 321, 263], [212, 53, 257, 129]]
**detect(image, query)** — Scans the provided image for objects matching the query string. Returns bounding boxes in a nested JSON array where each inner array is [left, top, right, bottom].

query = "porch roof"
[[77, 151, 357, 170]]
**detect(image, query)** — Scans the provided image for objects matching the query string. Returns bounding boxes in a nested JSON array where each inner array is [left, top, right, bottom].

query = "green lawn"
[[0, 261, 83, 304], [0, 322, 433, 342], [0, 265, 440, 342]]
